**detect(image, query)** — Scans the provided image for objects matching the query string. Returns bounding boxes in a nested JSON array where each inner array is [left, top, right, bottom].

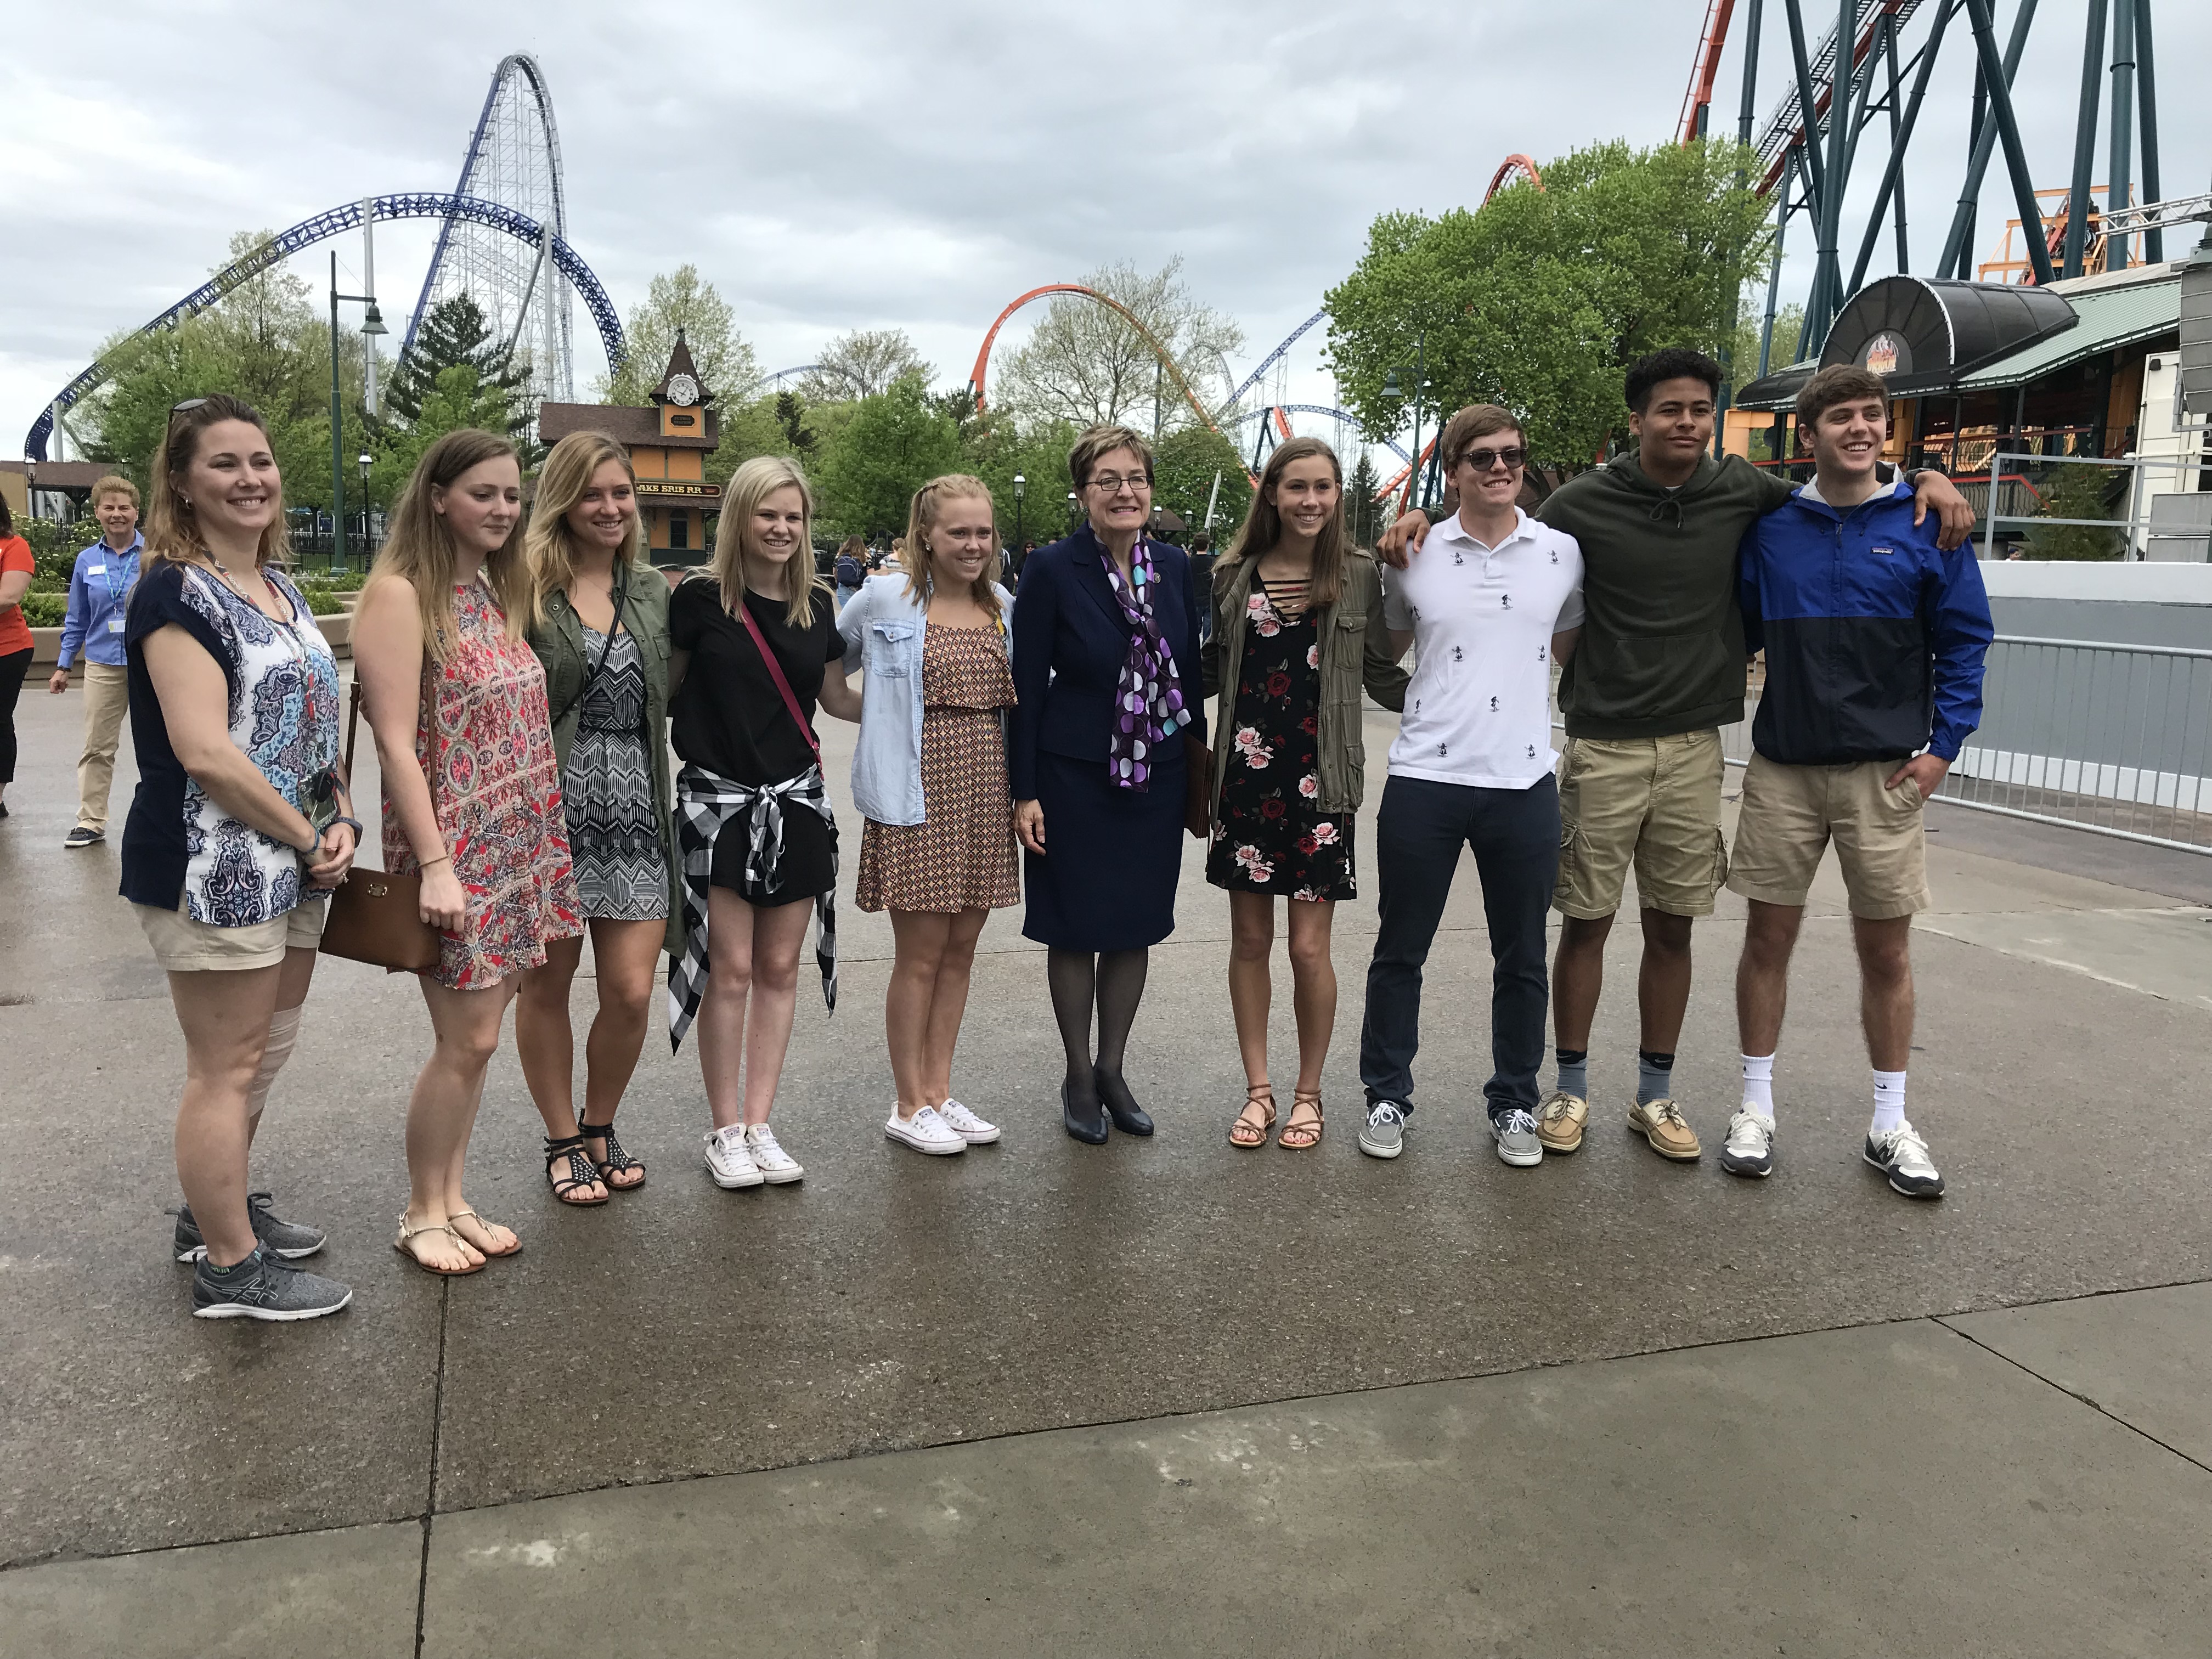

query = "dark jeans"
[[0, 647, 31, 785], [1359, 772, 1559, 1122]]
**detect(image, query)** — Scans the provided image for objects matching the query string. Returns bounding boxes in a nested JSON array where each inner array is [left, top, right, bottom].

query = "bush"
[[2024, 465, 2125, 560], [19, 517, 102, 583], [16, 592, 67, 629]]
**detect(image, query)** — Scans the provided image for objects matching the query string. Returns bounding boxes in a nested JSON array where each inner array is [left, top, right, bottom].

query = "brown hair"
[[525, 431, 646, 630], [1068, 423, 1154, 490], [1437, 404, 1527, 475], [1795, 363, 1889, 426], [901, 473, 1004, 626], [365, 428, 529, 663], [707, 455, 823, 629], [145, 394, 291, 569], [1220, 436, 1349, 611], [93, 474, 142, 509]]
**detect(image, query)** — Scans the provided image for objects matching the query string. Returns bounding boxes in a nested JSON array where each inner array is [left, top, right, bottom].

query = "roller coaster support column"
[[1849, 0, 1954, 296], [2107, 0, 2135, 272], [1716, 0, 1765, 456], [329, 251, 385, 575], [2064, 1, 2107, 280], [1937, 0, 2044, 286], [2133, 0, 2162, 262], [1804, 0, 1854, 354]]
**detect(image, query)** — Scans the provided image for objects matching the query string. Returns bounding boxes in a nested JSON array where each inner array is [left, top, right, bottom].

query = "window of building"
[[668, 511, 689, 551]]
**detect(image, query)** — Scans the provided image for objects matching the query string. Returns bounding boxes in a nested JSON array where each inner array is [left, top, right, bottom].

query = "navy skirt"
[[1022, 745, 1186, 951]]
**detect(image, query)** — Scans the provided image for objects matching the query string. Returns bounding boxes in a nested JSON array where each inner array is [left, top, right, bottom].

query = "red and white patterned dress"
[[383, 580, 582, 989]]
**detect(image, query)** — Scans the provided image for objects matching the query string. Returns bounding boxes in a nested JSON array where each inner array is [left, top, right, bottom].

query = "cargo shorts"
[[1553, 731, 1729, 920]]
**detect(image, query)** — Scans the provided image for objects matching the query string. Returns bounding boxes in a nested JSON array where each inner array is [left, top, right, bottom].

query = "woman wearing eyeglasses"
[[1009, 424, 1206, 1144], [1203, 438, 1407, 1152]]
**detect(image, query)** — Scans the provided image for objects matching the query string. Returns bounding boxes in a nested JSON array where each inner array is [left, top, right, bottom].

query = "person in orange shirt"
[[0, 492, 38, 820]]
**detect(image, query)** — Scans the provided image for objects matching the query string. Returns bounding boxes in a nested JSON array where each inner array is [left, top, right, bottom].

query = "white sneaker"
[[884, 1105, 968, 1155], [704, 1125, 763, 1189], [934, 1098, 1001, 1144], [1864, 1118, 1944, 1199], [744, 1122, 804, 1183], [1720, 1108, 1775, 1178]]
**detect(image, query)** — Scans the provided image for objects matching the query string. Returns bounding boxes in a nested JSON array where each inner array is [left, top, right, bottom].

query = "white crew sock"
[[247, 1005, 303, 1120], [1871, 1069, 1908, 1138], [1740, 1053, 1775, 1119]]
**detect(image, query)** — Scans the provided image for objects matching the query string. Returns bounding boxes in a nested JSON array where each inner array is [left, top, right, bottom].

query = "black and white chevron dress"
[[563, 625, 669, 922]]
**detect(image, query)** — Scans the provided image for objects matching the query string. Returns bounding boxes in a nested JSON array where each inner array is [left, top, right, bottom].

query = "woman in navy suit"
[[1011, 424, 1207, 1144]]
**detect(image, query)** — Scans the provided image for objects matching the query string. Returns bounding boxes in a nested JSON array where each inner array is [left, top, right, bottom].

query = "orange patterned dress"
[[854, 622, 1019, 915], [383, 581, 582, 988]]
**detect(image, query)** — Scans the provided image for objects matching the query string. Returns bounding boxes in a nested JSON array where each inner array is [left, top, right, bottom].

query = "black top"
[[668, 576, 844, 785]]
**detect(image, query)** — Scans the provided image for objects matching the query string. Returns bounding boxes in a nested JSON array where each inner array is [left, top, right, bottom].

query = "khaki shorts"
[[1554, 731, 1729, 919], [1725, 754, 1929, 919], [136, 896, 330, 973]]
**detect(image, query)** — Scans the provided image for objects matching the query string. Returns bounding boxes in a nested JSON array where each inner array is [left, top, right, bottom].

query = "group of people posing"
[[102, 342, 1990, 1324]]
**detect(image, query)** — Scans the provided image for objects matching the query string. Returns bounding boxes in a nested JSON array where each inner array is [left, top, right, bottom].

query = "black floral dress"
[[1204, 574, 1356, 902]]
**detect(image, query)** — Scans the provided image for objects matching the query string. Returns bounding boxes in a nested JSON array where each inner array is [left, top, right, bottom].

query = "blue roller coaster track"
[[1228, 404, 1408, 464], [23, 191, 625, 461], [1221, 310, 1326, 413]]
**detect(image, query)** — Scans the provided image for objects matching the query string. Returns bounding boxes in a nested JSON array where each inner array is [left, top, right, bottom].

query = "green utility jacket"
[[1202, 547, 1408, 821], [528, 565, 683, 956]]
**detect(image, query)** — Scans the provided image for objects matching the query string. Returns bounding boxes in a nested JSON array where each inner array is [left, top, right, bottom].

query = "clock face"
[[666, 374, 700, 408]]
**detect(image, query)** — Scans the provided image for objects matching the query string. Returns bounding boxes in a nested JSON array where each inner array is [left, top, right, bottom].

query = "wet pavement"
[[2, 682, 2207, 1654]]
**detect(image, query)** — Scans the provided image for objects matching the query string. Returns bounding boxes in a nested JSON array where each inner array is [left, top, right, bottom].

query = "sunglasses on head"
[[1459, 445, 1527, 473]]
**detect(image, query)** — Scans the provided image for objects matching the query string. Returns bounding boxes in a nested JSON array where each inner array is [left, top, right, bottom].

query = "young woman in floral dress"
[[1202, 438, 1407, 1151]]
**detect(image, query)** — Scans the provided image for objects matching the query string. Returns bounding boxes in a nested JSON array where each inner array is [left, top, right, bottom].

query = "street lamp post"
[[358, 452, 374, 560], [1013, 472, 1025, 558], [329, 251, 387, 575], [1066, 489, 1080, 533], [1381, 331, 1431, 510]]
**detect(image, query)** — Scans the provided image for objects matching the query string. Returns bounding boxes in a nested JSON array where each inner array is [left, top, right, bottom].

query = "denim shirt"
[[837, 572, 1013, 826]]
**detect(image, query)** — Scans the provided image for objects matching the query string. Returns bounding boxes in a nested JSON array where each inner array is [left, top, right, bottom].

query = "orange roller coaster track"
[[968, 284, 1227, 440], [1483, 154, 1544, 202]]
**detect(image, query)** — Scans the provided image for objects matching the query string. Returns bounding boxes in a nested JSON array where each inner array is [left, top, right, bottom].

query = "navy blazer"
[[1009, 525, 1207, 799]]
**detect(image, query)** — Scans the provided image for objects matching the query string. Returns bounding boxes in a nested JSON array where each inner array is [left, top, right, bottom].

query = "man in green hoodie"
[[1382, 348, 1972, 1161]]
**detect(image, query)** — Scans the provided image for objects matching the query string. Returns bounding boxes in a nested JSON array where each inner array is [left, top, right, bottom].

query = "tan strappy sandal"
[[393, 1216, 482, 1277], [1278, 1090, 1325, 1150], [447, 1208, 521, 1257], [1229, 1082, 1277, 1149]]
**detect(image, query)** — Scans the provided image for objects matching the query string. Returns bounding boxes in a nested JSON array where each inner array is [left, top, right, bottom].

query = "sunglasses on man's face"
[[1459, 445, 1527, 473]]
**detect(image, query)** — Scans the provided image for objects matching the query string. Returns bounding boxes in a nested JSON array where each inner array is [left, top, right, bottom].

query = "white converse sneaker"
[[934, 1098, 1001, 1144], [744, 1122, 804, 1183], [885, 1105, 968, 1155], [704, 1125, 764, 1189]]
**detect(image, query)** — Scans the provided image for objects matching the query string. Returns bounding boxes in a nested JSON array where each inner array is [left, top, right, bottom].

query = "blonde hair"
[[901, 473, 1003, 625], [708, 455, 823, 629], [365, 428, 530, 663], [145, 394, 291, 569], [1069, 423, 1154, 490], [526, 431, 646, 629], [1222, 436, 1348, 611], [93, 473, 142, 509]]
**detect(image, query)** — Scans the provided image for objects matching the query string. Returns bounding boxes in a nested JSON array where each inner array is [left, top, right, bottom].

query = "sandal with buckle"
[[393, 1216, 481, 1277], [1278, 1090, 1325, 1150], [580, 1118, 645, 1192], [447, 1207, 520, 1257], [1229, 1082, 1277, 1149], [544, 1134, 608, 1206]]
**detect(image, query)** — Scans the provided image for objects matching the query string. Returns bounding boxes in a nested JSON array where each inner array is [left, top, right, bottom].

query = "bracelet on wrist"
[[419, 854, 453, 871]]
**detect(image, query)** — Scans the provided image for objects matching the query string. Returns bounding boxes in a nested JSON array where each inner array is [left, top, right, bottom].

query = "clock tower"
[[534, 332, 723, 568]]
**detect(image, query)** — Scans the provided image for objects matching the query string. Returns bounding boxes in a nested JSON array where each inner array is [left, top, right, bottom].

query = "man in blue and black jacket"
[[1723, 364, 1992, 1200]]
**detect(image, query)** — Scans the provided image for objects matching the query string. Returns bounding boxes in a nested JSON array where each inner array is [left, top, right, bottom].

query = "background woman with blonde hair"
[[516, 432, 680, 1205], [353, 428, 581, 1275], [122, 395, 356, 1319], [831, 475, 1017, 1156], [1202, 436, 1406, 1151], [665, 455, 859, 1192]]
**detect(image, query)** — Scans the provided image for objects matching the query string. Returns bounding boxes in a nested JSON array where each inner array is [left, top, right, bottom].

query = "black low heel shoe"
[[1063, 1077, 1110, 1144], [1096, 1070, 1154, 1137]]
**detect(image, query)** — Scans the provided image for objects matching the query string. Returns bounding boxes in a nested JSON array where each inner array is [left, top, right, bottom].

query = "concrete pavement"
[[1, 685, 2207, 1654]]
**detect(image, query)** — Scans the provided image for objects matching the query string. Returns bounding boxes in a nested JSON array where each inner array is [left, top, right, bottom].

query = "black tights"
[[0, 647, 32, 787], [1046, 947, 1148, 1098]]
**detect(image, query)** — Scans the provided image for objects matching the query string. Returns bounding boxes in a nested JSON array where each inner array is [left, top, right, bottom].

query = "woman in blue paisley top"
[[122, 396, 359, 1322]]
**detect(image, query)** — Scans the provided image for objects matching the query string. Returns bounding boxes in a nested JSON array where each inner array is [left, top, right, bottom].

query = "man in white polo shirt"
[[1358, 404, 1584, 1166]]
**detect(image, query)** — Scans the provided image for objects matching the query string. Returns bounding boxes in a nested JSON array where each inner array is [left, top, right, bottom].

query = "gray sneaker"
[[174, 1192, 327, 1262], [191, 1248, 352, 1321], [1492, 1108, 1544, 1167], [1358, 1099, 1408, 1159]]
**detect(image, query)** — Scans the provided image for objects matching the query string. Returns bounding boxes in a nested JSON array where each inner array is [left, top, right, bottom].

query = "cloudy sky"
[[7, 0, 2208, 465]]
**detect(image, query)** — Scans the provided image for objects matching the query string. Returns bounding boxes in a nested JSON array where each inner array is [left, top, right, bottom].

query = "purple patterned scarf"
[[1098, 534, 1188, 791]]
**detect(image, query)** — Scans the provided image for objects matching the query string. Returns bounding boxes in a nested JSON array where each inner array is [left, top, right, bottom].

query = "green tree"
[[996, 257, 1244, 431], [813, 371, 965, 537], [2025, 465, 2125, 560], [1345, 452, 1384, 550], [380, 295, 530, 437], [1153, 425, 1252, 543], [599, 265, 759, 407], [368, 365, 529, 507], [799, 329, 933, 403], [1326, 139, 1773, 467], [1731, 300, 1806, 382], [961, 414, 1080, 550]]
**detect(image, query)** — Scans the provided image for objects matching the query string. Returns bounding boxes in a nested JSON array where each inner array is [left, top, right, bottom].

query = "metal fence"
[[1710, 636, 2212, 855], [1979, 450, 2209, 562]]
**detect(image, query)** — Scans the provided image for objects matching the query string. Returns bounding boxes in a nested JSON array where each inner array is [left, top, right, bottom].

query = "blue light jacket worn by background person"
[[837, 571, 1014, 826], [1739, 477, 1993, 765], [56, 533, 145, 670]]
